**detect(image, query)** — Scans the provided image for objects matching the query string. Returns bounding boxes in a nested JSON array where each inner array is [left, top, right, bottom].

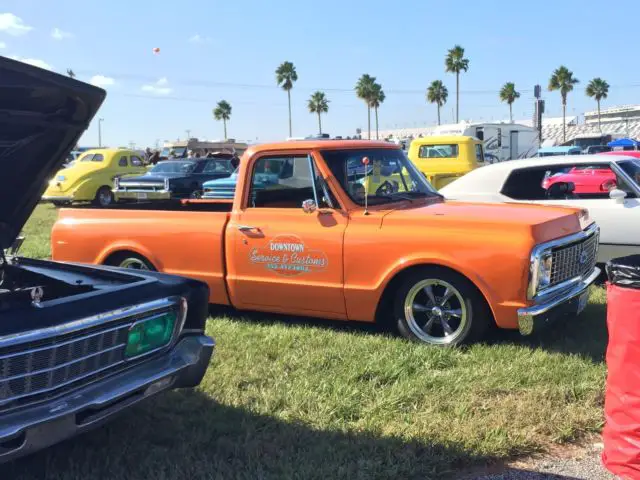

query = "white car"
[[439, 154, 640, 264]]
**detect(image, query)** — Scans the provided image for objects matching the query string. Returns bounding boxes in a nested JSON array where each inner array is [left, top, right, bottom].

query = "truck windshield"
[[321, 148, 439, 206]]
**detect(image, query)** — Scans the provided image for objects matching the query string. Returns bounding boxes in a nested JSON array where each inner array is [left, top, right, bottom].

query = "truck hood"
[[203, 172, 239, 188], [381, 201, 590, 244], [119, 173, 186, 184], [0, 57, 105, 249]]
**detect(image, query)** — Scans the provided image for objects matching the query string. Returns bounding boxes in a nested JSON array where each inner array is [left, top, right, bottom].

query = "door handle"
[[237, 224, 260, 232]]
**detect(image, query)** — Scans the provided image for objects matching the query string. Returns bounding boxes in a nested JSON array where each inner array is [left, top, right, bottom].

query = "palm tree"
[[66, 69, 75, 78], [499, 82, 521, 123], [275, 61, 298, 137], [548, 66, 580, 142], [585, 78, 610, 132], [369, 83, 385, 140], [445, 45, 469, 123], [426, 80, 448, 125], [355, 74, 376, 139], [213, 100, 232, 139], [307, 91, 330, 135]]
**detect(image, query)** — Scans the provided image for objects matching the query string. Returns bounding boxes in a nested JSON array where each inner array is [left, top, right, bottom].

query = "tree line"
[[68, 48, 611, 142]]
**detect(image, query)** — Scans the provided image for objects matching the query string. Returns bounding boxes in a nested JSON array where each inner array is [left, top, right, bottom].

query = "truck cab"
[[407, 136, 484, 189]]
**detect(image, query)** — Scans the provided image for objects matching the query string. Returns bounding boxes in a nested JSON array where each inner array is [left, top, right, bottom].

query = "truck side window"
[[249, 155, 316, 209]]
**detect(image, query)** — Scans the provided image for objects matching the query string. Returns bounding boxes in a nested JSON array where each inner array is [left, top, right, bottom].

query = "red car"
[[599, 150, 640, 159], [542, 165, 617, 194]]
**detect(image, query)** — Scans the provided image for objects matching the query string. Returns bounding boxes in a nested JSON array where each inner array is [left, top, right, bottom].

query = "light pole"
[[98, 118, 104, 147], [185, 129, 191, 139]]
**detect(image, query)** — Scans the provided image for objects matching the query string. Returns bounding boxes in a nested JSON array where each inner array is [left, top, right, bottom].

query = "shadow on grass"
[[1, 389, 520, 480]]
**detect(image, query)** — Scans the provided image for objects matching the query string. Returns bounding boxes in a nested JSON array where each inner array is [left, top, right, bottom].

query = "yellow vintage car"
[[407, 135, 484, 189], [43, 148, 147, 207]]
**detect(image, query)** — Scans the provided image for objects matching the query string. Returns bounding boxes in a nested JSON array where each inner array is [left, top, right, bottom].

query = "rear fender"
[[96, 241, 164, 271]]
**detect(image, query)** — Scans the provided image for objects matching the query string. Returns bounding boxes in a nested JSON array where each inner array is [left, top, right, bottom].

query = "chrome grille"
[[550, 231, 599, 286], [0, 323, 130, 409]]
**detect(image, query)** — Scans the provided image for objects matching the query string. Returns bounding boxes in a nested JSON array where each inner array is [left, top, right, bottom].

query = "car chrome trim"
[[0, 297, 180, 350], [518, 266, 601, 335], [527, 223, 599, 300]]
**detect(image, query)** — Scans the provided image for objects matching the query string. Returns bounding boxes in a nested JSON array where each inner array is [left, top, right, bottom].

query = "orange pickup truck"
[[51, 140, 600, 346]]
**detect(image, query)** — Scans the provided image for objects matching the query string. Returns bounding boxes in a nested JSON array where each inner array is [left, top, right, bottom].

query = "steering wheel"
[[376, 181, 394, 196]]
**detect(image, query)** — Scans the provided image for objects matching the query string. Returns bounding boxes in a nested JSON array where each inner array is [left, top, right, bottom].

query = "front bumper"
[[0, 334, 214, 464], [114, 190, 172, 201], [517, 267, 601, 335]]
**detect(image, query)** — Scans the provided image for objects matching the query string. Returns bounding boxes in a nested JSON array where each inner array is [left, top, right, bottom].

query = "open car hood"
[[0, 56, 105, 249]]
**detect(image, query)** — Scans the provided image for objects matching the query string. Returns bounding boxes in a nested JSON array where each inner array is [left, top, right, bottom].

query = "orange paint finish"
[[51, 139, 589, 331]]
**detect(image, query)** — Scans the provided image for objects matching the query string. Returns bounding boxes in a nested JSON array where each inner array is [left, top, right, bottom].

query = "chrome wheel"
[[190, 190, 202, 199], [97, 187, 113, 207], [403, 279, 468, 345], [119, 257, 150, 270]]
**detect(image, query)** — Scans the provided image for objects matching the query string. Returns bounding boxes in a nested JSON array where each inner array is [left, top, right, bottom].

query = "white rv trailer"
[[429, 122, 538, 162]]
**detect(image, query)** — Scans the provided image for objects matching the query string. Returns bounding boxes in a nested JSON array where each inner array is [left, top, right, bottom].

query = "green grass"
[[2, 205, 609, 479]]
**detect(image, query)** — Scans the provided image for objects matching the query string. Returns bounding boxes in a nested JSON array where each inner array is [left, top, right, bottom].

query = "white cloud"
[[90, 75, 116, 87], [188, 34, 212, 44], [141, 77, 172, 95], [51, 27, 73, 40], [10, 55, 52, 70], [0, 13, 33, 36], [0, 41, 6, 49]]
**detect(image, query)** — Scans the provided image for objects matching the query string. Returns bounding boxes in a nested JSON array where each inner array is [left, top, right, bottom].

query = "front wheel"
[[394, 267, 490, 346]]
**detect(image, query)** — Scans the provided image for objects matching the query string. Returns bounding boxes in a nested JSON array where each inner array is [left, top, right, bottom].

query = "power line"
[[77, 70, 640, 96]]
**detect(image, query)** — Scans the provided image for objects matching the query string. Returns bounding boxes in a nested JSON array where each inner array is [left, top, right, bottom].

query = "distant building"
[[584, 104, 640, 125]]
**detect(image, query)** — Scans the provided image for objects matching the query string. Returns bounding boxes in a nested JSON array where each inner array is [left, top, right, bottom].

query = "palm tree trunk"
[[223, 119, 227, 140], [318, 112, 322, 135], [509, 103, 513, 123], [437, 104, 441, 125], [287, 89, 292, 137], [456, 72, 460, 123], [375, 107, 379, 140], [597, 100, 601, 132], [562, 101, 566, 143], [367, 106, 371, 140]]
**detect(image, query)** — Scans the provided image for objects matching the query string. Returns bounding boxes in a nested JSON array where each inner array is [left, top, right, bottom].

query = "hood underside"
[[0, 56, 105, 249]]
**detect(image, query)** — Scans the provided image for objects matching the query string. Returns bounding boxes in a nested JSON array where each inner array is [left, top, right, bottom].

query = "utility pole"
[[185, 129, 191, 139], [533, 85, 544, 149], [98, 118, 104, 147]]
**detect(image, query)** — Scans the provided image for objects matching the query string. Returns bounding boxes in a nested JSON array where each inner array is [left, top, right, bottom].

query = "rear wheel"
[[393, 267, 491, 346], [94, 186, 114, 207], [106, 252, 155, 271]]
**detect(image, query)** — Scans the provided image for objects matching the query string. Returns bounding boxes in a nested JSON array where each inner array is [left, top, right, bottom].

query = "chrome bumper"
[[41, 195, 73, 202], [517, 267, 601, 335], [0, 334, 214, 464], [114, 190, 171, 200]]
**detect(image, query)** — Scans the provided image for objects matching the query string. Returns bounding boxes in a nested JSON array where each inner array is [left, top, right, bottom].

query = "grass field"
[[1, 204, 609, 479]]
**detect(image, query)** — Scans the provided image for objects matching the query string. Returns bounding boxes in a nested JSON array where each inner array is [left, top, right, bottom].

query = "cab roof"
[[410, 135, 481, 145], [244, 139, 398, 156]]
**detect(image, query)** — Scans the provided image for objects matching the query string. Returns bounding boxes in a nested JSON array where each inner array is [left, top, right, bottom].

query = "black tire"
[[106, 252, 156, 271], [393, 267, 491, 346], [93, 186, 114, 207], [190, 190, 203, 199]]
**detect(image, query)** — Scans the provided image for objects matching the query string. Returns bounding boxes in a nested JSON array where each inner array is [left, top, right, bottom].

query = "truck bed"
[[51, 201, 231, 305]]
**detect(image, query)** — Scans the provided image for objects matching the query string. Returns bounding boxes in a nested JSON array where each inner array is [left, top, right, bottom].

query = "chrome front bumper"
[[0, 334, 214, 464], [517, 267, 601, 335], [114, 190, 171, 200]]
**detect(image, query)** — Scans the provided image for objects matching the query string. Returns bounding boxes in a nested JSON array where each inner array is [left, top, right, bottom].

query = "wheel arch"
[[374, 262, 497, 328], [98, 244, 162, 271]]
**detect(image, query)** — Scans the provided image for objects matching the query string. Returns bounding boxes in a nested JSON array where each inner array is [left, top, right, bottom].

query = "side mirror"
[[302, 199, 317, 213], [610, 188, 627, 203]]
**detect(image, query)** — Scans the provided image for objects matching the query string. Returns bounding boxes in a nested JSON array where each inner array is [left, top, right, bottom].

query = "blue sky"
[[1, 0, 639, 147]]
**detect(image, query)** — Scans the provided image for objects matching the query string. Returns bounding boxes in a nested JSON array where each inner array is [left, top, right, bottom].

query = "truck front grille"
[[118, 183, 165, 192], [550, 231, 599, 286], [0, 299, 179, 412]]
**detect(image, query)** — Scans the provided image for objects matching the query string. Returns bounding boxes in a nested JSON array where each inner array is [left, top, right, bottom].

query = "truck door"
[[226, 152, 348, 317]]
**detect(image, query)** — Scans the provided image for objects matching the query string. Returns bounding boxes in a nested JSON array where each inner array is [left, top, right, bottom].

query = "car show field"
[[2, 203, 609, 479]]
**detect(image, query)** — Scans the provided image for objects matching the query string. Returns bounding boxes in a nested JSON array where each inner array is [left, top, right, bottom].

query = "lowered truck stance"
[[52, 141, 600, 346]]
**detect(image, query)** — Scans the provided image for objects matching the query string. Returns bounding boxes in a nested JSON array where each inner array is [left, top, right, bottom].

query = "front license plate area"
[[577, 291, 589, 315]]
